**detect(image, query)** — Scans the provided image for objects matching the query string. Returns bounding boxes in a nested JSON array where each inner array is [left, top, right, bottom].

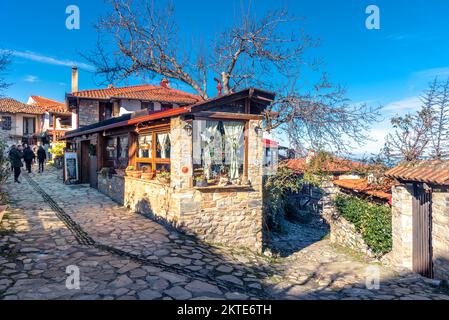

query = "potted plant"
[[125, 166, 135, 176], [156, 171, 170, 184], [141, 166, 154, 180], [195, 175, 208, 187], [131, 167, 143, 179]]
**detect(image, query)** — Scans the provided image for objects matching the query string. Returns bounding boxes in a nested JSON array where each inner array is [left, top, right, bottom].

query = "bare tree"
[[427, 77, 449, 159], [85, 0, 379, 153], [0, 51, 11, 96], [383, 108, 432, 163]]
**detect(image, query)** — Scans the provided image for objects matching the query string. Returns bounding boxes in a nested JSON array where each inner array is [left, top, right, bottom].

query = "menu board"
[[64, 152, 78, 182]]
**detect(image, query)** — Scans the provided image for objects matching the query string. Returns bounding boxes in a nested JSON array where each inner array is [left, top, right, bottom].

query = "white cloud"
[[413, 67, 449, 79], [24, 75, 39, 83], [383, 96, 422, 113], [2, 49, 95, 72]]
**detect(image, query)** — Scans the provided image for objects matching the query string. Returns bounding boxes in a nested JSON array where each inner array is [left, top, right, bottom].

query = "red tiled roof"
[[0, 98, 44, 115], [285, 157, 366, 174], [69, 84, 202, 105], [29, 96, 69, 114], [333, 178, 395, 200], [385, 160, 449, 185]]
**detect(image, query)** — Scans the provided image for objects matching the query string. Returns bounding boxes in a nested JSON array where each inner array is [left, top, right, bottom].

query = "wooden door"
[[412, 184, 433, 278], [81, 141, 90, 184]]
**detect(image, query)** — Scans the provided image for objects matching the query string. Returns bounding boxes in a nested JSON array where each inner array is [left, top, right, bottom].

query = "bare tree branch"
[[85, 0, 379, 153]]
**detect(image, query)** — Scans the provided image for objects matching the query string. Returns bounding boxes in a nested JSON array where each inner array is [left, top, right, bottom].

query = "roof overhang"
[[64, 87, 276, 139]]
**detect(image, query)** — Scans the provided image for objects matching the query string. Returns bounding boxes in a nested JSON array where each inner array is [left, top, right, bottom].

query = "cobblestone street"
[[1, 167, 448, 300]]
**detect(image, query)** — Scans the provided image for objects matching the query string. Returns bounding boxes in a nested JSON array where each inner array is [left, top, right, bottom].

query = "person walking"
[[8, 145, 16, 172], [10, 145, 24, 183], [37, 145, 47, 173], [23, 145, 35, 173]]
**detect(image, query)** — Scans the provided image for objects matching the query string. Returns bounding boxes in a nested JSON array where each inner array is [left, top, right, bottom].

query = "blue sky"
[[1, 0, 449, 156]]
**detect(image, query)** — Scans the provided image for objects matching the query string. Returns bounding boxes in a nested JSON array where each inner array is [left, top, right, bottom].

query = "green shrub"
[[335, 194, 392, 255], [263, 166, 305, 231]]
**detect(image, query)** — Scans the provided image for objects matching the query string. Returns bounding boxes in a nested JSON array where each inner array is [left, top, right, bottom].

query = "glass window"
[[193, 120, 245, 186], [138, 134, 153, 158], [156, 133, 171, 159], [135, 130, 171, 173], [106, 138, 117, 160], [1, 116, 11, 130], [106, 135, 129, 169]]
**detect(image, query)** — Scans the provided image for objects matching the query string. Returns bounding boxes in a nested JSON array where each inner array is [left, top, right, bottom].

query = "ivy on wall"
[[335, 193, 392, 255]]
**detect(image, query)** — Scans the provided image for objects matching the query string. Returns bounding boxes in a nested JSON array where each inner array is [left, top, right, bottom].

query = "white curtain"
[[200, 121, 219, 179], [138, 135, 152, 158], [157, 133, 170, 159], [223, 121, 244, 180]]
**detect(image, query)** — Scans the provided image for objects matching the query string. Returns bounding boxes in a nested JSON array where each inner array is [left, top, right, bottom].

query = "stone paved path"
[[1, 167, 449, 300]]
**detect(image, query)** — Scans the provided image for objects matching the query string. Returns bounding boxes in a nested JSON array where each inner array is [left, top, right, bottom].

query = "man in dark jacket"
[[8, 145, 16, 172], [23, 146, 35, 173], [9, 145, 24, 183], [37, 145, 47, 173]]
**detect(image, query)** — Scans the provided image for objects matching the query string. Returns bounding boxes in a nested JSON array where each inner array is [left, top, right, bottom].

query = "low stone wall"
[[431, 192, 449, 280], [178, 187, 263, 252], [330, 215, 375, 258], [98, 174, 125, 204], [97, 174, 263, 252]]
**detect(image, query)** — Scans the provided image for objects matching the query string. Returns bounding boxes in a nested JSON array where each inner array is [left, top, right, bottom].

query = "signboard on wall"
[[64, 152, 78, 182]]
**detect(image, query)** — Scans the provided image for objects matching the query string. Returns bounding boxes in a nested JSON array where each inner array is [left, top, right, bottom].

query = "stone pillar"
[[170, 116, 193, 191], [320, 178, 339, 224], [391, 184, 414, 270], [431, 192, 449, 280]]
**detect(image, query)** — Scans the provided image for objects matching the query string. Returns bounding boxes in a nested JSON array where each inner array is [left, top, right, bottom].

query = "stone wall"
[[390, 184, 449, 280], [390, 185, 414, 270], [97, 116, 265, 252], [430, 191, 449, 280], [330, 215, 375, 258], [321, 182, 380, 258], [78, 100, 99, 127]]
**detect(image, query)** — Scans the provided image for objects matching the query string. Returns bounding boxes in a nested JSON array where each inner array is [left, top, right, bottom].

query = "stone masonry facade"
[[390, 185, 414, 270], [430, 191, 449, 280], [319, 180, 376, 257], [98, 116, 265, 252], [78, 100, 99, 127], [390, 184, 449, 280]]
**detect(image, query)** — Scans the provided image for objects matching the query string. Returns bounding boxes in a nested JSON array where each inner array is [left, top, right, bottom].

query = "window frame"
[[191, 118, 249, 185], [1, 115, 12, 131], [135, 126, 171, 172]]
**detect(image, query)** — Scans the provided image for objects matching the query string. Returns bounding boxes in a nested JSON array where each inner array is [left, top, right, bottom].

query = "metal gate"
[[412, 184, 433, 278]]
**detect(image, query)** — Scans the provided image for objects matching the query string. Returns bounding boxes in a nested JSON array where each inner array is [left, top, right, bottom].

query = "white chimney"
[[71, 66, 79, 93]]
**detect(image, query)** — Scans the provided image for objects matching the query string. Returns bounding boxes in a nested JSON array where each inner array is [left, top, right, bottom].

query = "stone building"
[[0, 98, 44, 146], [64, 86, 275, 252], [386, 161, 449, 280]]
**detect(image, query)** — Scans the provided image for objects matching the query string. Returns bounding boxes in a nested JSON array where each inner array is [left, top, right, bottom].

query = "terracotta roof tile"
[[333, 178, 395, 200], [69, 84, 202, 105], [29, 96, 69, 114], [385, 160, 449, 185], [0, 98, 44, 115], [285, 157, 366, 174]]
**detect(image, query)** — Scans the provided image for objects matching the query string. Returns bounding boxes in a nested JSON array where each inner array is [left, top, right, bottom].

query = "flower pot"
[[131, 171, 143, 179], [141, 172, 154, 180], [157, 176, 170, 184], [125, 170, 134, 176], [195, 179, 208, 187]]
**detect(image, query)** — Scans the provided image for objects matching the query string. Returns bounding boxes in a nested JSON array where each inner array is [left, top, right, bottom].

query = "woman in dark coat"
[[23, 146, 35, 173], [9, 145, 24, 183]]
